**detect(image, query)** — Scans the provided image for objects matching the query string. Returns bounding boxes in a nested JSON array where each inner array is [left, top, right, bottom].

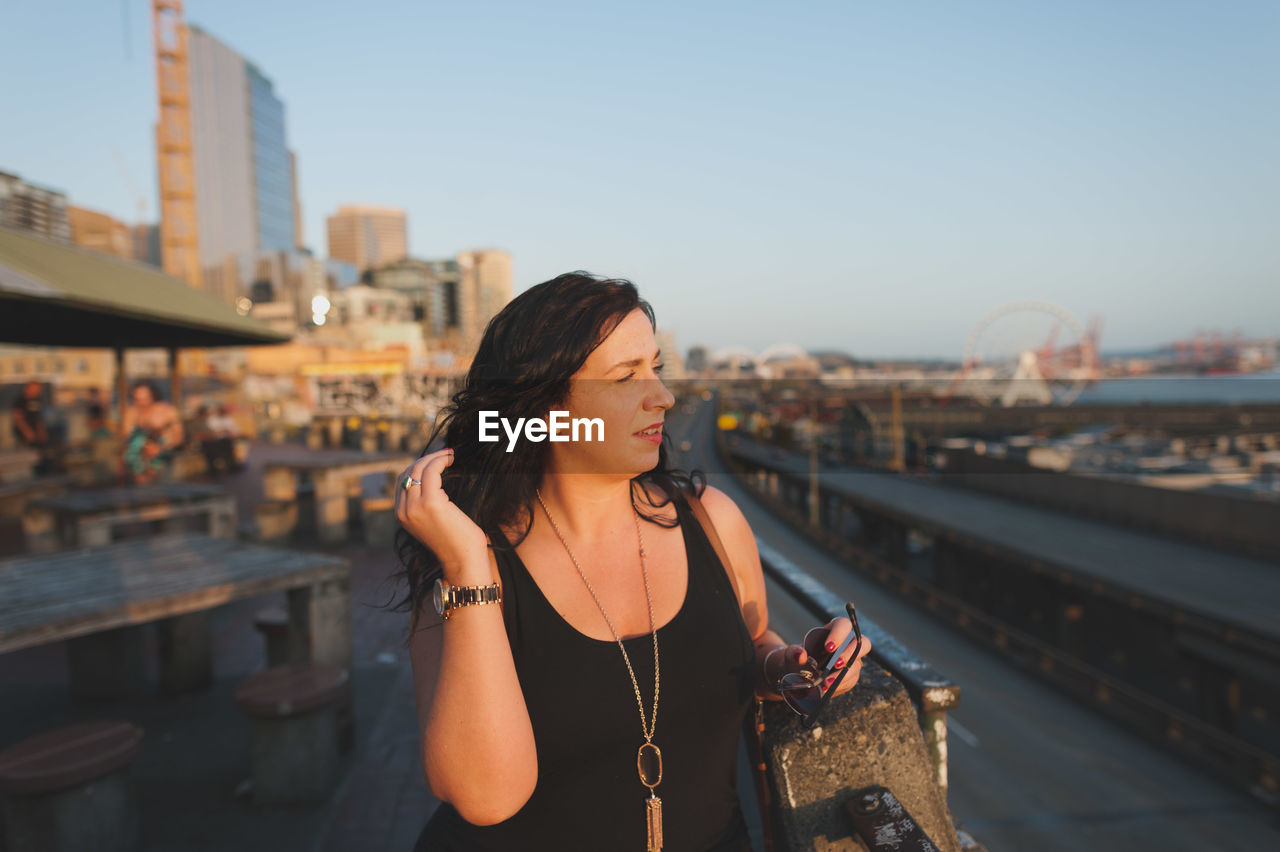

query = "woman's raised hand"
[[395, 448, 489, 575]]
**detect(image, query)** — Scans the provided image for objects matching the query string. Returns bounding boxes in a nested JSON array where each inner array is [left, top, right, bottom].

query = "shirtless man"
[[121, 381, 184, 485]]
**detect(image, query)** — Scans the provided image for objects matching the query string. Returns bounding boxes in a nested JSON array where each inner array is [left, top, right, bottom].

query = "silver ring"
[[402, 475, 422, 491]]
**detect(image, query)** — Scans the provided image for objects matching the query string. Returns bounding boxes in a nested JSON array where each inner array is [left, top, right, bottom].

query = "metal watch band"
[[443, 581, 501, 620]]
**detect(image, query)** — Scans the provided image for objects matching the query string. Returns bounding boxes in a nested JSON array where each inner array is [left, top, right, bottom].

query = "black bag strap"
[[684, 489, 775, 852]]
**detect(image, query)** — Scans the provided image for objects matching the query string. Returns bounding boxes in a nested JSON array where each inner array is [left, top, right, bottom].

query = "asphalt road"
[[666, 394, 1279, 852]]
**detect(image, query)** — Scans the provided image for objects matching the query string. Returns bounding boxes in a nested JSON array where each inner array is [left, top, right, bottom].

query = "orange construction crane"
[[152, 0, 200, 289]]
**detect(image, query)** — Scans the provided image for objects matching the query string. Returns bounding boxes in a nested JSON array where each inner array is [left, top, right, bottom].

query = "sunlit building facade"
[[456, 249, 512, 353], [326, 205, 408, 274], [68, 205, 133, 260]]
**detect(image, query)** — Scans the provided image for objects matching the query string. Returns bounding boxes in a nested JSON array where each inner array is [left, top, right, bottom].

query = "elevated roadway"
[[665, 396, 1280, 851], [725, 436, 1280, 647]]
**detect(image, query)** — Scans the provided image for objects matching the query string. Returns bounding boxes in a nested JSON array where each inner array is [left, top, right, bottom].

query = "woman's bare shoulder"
[[690, 484, 747, 529]]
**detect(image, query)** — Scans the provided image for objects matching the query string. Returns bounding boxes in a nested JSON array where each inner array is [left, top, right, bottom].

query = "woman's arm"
[[12, 407, 36, 444], [699, 486, 870, 700], [402, 452, 538, 825]]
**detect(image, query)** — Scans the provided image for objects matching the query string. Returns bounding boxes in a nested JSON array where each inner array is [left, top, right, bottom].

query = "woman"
[[391, 273, 871, 851]]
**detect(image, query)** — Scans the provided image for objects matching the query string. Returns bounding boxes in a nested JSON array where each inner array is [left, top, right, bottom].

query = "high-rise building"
[[326, 205, 408, 274], [456, 249, 512, 352], [0, 171, 70, 242], [68, 205, 133, 260], [182, 24, 299, 307]]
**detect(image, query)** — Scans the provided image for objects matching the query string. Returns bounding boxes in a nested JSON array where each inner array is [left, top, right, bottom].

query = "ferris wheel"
[[955, 301, 1100, 406]]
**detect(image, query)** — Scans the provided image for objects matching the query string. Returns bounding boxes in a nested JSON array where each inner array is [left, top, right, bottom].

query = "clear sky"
[[2, 1, 1277, 359]]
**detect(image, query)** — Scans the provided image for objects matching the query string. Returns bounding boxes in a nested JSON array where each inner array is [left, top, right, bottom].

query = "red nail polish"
[[835, 657, 843, 667], [825, 641, 835, 652], [825, 676, 835, 687]]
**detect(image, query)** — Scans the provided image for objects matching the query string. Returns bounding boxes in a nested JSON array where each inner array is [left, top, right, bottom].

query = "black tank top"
[[414, 489, 757, 852]]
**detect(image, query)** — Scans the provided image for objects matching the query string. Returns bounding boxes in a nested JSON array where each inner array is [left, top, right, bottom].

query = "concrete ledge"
[[763, 663, 961, 852]]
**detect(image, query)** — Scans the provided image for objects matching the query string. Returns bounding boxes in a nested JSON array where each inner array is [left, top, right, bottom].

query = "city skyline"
[[1, 0, 1277, 359]]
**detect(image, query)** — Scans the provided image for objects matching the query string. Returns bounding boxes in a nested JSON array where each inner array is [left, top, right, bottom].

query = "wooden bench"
[[0, 721, 143, 852], [0, 534, 353, 705], [234, 664, 349, 804], [22, 482, 237, 554]]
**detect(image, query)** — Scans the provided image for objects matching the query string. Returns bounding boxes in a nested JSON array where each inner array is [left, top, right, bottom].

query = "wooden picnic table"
[[22, 482, 237, 553], [262, 451, 413, 543], [0, 475, 74, 519], [0, 533, 352, 702]]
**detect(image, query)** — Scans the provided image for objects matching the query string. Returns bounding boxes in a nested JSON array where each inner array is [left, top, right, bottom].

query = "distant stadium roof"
[[0, 226, 290, 348]]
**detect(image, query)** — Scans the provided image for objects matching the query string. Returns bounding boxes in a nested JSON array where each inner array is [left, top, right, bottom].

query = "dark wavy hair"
[[386, 271, 703, 640], [130, 379, 164, 403]]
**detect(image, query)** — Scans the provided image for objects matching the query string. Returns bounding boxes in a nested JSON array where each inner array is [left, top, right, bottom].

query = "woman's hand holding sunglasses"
[[768, 603, 872, 729]]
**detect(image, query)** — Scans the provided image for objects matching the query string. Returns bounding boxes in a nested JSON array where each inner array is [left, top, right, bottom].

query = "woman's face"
[[549, 307, 675, 477]]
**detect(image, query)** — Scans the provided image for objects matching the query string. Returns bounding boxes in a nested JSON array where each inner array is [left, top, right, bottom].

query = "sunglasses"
[[777, 602, 861, 730]]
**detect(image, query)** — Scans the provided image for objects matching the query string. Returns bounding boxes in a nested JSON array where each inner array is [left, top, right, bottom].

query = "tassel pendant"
[[638, 742, 663, 850], [645, 794, 663, 852]]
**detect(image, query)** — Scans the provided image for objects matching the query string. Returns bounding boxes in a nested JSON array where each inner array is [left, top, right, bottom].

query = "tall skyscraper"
[[326, 205, 408, 274], [179, 24, 300, 306], [456, 249, 513, 352]]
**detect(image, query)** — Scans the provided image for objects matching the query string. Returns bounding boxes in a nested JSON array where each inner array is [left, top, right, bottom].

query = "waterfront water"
[[1075, 371, 1280, 405]]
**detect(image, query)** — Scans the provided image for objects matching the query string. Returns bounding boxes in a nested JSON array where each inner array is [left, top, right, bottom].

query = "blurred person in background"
[[11, 380, 54, 476], [85, 402, 119, 485], [122, 381, 184, 485], [86, 403, 114, 440], [192, 403, 239, 474]]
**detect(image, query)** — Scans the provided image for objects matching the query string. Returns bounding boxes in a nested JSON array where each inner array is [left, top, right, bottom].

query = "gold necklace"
[[536, 487, 664, 852]]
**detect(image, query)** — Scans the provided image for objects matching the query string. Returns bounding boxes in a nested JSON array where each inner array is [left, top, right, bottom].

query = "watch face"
[[432, 579, 445, 615]]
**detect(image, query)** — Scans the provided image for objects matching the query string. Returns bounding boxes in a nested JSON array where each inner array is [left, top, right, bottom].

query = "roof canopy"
[[0, 226, 291, 348]]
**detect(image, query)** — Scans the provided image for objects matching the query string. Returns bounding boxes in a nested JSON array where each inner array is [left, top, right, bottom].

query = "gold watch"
[[432, 578, 501, 620]]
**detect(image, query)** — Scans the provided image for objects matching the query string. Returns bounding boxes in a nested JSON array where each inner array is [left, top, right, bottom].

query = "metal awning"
[[0, 225, 290, 348]]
